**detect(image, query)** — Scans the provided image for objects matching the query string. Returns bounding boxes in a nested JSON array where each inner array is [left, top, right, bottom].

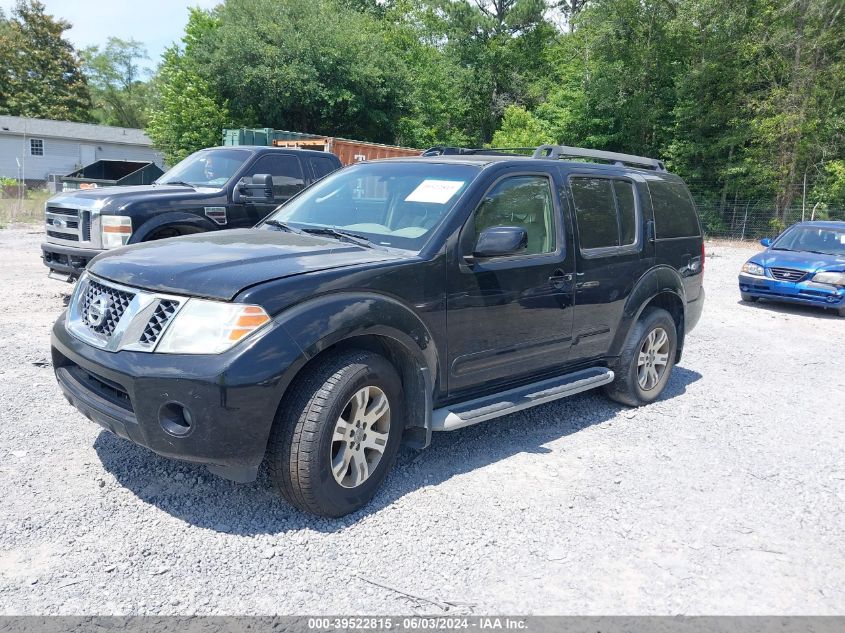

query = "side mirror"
[[473, 226, 528, 258], [760, 238, 772, 248], [237, 173, 274, 203]]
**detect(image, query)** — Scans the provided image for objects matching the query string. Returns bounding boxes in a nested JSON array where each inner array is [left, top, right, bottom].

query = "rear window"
[[648, 180, 700, 239]]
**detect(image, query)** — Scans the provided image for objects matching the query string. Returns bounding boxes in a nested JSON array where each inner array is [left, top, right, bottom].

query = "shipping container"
[[271, 137, 422, 165], [221, 128, 421, 166]]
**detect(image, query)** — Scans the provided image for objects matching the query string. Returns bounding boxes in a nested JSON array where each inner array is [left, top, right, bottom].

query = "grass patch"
[[0, 190, 50, 225]]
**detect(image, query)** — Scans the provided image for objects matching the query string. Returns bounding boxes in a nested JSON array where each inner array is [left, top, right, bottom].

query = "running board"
[[432, 367, 615, 432]]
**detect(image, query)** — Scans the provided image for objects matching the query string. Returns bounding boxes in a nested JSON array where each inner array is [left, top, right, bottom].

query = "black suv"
[[51, 145, 705, 517], [41, 146, 342, 281]]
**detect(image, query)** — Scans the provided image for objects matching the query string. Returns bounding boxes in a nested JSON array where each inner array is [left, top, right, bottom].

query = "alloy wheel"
[[330, 386, 391, 488], [637, 327, 670, 391]]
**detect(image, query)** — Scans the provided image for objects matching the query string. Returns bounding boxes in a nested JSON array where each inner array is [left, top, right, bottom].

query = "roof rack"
[[421, 146, 531, 157], [532, 145, 666, 171]]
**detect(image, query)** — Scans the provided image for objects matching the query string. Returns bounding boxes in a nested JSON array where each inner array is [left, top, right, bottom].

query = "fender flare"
[[130, 212, 220, 243], [273, 292, 439, 448], [607, 265, 687, 359]]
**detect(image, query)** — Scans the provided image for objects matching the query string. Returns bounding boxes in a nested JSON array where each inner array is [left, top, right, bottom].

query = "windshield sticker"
[[405, 180, 464, 204]]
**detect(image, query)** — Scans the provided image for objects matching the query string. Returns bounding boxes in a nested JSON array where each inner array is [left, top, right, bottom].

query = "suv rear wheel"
[[605, 307, 677, 407], [266, 349, 404, 517]]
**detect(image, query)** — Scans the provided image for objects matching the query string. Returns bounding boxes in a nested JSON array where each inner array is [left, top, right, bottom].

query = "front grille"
[[66, 364, 133, 412], [45, 206, 84, 243], [80, 279, 135, 337], [770, 267, 808, 282], [139, 300, 180, 346], [81, 211, 91, 241]]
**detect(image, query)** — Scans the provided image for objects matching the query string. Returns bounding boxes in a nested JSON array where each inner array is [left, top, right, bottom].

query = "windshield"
[[773, 225, 845, 256], [262, 162, 479, 251], [157, 148, 251, 188]]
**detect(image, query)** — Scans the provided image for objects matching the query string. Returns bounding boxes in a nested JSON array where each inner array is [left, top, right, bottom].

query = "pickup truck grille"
[[770, 267, 808, 282], [45, 206, 92, 245], [80, 279, 135, 337]]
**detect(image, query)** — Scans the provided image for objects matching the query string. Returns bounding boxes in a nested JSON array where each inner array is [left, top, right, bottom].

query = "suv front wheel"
[[267, 349, 404, 517], [605, 307, 677, 407]]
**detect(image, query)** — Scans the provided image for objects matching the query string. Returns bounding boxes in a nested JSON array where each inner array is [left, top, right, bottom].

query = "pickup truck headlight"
[[741, 262, 765, 276], [156, 300, 271, 354], [101, 215, 132, 249], [811, 271, 845, 287]]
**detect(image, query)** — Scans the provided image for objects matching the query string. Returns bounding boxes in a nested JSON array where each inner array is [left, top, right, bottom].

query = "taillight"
[[701, 242, 705, 278]]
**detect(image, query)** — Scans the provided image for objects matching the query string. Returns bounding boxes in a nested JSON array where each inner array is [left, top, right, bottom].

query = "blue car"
[[738, 221, 845, 316]]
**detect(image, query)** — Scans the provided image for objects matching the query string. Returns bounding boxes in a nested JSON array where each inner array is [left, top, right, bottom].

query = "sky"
[[0, 0, 220, 73]]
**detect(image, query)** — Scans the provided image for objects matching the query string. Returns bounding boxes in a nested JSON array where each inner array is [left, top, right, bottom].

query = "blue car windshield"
[[773, 225, 845, 256], [262, 162, 479, 251]]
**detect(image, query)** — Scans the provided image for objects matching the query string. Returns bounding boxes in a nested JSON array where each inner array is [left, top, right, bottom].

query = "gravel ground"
[[0, 226, 843, 615]]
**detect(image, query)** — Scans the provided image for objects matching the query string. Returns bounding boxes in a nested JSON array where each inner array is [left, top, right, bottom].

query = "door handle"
[[549, 269, 572, 287]]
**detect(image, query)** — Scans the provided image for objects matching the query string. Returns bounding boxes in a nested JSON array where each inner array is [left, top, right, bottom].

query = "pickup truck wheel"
[[266, 349, 404, 517], [604, 307, 677, 407]]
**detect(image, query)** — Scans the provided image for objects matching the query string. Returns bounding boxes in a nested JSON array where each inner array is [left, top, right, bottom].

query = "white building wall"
[[0, 134, 164, 181]]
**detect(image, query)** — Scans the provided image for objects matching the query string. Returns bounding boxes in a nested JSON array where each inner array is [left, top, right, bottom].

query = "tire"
[[837, 306, 845, 318], [267, 349, 404, 517], [604, 307, 678, 407], [741, 292, 759, 303]]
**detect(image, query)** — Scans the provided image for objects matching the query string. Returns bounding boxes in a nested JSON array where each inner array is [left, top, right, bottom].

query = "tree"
[[82, 37, 152, 128], [145, 9, 230, 164], [490, 105, 553, 147], [202, 0, 411, 143], [0, 0, 91, 122]]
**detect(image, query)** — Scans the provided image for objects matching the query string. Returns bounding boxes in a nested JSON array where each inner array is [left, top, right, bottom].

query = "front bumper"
[[51, 312, 305, 482], [42, 242, 103, 278], [738, 273, 845, 310]]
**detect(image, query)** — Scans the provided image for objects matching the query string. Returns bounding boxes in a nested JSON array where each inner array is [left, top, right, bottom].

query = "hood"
[[752, 248, 845, 273], [48, 184, 219, 211], [88, 229, 404, 301]]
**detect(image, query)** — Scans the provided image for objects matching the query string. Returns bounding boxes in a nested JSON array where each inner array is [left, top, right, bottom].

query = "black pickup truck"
[[51, 144, 705, 517], [41, 146, 342, 281]]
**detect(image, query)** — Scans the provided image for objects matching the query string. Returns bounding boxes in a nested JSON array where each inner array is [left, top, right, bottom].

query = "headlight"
[[156, 299, 271, 354], [811, 271, 845, 287], [741, 262, 764, 276], [101, 215, 132, 249]]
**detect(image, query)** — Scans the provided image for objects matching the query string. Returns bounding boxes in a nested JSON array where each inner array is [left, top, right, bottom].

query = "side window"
[[648, 180, 700, 238], [571, 177, 641, 251], [474, 175, 556, 255], [310, 156, 338, 180], [249, 155, 305, 200], [570, 178, 618, 249], [614, 181, 638, 246]]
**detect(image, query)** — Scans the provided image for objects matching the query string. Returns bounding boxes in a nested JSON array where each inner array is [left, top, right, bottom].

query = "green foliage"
[[812, 161, 845, 207], [145, 9, 230, 165], [0, 0, 91, 122], [205, 0, 411, 143], [491, 106, 553, 148], [82, 38, 152, 128]]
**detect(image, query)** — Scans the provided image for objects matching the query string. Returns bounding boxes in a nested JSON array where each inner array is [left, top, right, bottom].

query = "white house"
[[0, 115, 164, 186]]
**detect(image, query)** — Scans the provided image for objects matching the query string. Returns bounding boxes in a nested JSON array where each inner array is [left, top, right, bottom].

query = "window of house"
[[30, 139, 44, 156], [570, 177, 640, 251]]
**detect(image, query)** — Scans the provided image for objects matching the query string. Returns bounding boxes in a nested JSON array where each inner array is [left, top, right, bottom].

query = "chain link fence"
[[0, 178, 50, 225], [693, 196, 845, 242]]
